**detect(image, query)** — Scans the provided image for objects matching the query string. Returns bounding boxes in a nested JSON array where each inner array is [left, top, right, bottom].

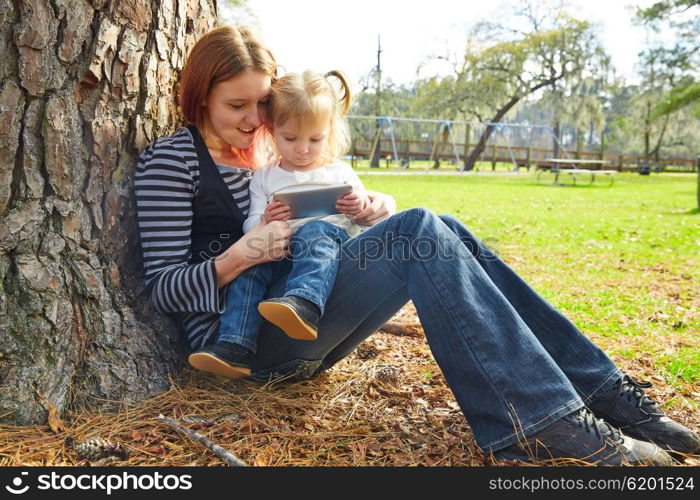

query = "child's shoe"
[[188, 341, 253, 378], [258, 296, 320, 340]]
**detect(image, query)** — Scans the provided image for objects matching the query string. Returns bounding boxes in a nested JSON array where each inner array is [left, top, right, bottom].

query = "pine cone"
[[355, 343, 378, 359], [73, 437, 129, 461], [374, 365, 401, 386]]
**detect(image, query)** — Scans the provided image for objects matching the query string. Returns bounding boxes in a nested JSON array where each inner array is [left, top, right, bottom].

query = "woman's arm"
[[213, 220, 292, 288], [134, 133, 290, 312]]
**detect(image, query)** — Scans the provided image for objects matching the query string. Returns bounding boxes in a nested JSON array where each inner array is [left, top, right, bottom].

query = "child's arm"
[[242, 172, 270, 233], [335, 163, 370, 218], [242, 170, 292, 233], [262, 200, 292, 224]]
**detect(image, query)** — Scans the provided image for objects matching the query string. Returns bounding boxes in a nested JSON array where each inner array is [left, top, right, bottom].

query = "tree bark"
[[0, 0, 217, 425]]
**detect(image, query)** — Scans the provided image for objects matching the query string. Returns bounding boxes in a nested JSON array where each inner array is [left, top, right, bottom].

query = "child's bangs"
[[273, 93, 334, 130]]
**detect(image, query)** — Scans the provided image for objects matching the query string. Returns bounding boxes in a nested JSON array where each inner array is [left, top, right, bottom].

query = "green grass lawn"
[[359, 171, 700, 402], [350, 158, 517, 171]]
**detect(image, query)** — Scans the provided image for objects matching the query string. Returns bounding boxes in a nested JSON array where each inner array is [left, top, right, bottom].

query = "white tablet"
[[272, 183, 353, 219]]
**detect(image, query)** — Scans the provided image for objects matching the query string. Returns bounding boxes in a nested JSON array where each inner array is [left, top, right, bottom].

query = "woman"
[[134, 26, 699, 465]]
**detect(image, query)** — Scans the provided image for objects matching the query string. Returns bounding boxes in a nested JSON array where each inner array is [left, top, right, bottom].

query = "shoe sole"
[[188, 352, 251, 379], [624, 426, 700, 457], [258, 302, 318, 340], [493, 441, 674, 466]]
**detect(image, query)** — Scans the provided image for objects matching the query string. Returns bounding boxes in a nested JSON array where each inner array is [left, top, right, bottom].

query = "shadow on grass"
[[666, 207, 699, 216]]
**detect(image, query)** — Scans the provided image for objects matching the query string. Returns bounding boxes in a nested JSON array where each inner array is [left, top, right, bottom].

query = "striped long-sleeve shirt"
[[134, 127, 252, 349]]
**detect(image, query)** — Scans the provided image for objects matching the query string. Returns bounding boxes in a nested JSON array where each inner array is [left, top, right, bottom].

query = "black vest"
[[187, 125, 247, 264]]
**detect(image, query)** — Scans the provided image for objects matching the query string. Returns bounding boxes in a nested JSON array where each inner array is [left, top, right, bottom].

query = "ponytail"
[[325, 70, 352, 116]]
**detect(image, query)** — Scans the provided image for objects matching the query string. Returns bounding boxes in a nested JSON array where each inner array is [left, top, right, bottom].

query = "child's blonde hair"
[[268, 70, 352, 164]]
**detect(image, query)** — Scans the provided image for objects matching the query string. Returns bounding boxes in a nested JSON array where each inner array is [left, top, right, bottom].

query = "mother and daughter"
[[134, 25, 699, 465]]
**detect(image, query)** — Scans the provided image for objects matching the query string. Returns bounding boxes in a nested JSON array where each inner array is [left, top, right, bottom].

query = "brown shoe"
[[188, 341, 253, 378], [258, 296, 320, 340]]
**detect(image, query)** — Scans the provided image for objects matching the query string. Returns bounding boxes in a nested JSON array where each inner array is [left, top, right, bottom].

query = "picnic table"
[[537, 159, 617, 186]]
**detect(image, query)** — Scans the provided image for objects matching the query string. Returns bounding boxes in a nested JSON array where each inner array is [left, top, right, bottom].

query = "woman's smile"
[[237, 126, 256, 136]]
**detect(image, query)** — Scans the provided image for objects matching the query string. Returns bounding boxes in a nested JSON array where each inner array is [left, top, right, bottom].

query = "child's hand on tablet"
[[336, 190, 369, 217], [263, 200, 292, 224]]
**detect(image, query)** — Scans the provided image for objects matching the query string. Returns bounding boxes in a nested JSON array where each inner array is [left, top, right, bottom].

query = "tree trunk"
[[461, 75, 562, 172], [650, 113, 671, 163], [0, 0, 217, 425], [644, 100, 652, 159], [575, 127, 582, 159], [370, 125, 381, 167], [552, 121, 561, 159], [462, 96, 520, 171]]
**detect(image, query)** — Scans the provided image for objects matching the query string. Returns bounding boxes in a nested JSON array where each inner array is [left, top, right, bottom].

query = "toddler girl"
[[189, 70, 369, 378]]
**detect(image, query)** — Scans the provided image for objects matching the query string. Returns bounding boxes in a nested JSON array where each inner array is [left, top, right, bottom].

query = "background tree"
[[0, 0, 217, 425], [601, 0, 700, 165], [611, 46, 684, 162], [349, 78, 418, 163], [636, 0, 700, 119], [424, 2, 609, 170], [538, 64, 611, 158], [637, 0, 700, 208]]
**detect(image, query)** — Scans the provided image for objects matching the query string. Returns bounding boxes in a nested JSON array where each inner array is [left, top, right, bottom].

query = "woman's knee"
[[398, 208, 462, 225], [438, 213, 477, 238], [402, 206, 434, 218], [395, 206, 443, 236], [437, 213, 486, 257], [438, 213, 462, 228], [397, 206, 440, 225]]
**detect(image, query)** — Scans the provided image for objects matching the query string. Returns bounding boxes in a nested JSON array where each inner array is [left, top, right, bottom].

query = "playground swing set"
[[362, 116, 462, 169], [348, 115, 618, 186]]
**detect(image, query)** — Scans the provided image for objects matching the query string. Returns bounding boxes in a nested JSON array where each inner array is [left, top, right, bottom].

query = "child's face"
[[273, 117, 330, 170]]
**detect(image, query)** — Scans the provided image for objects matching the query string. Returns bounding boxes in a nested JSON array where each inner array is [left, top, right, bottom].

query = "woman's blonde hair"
[[267, 70, 352, 164], [179, 25, 277, 167]]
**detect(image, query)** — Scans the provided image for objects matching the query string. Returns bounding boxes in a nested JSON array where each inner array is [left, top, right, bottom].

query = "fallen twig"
[[379, 321, 424, 338], [157, 415, 247, 466]]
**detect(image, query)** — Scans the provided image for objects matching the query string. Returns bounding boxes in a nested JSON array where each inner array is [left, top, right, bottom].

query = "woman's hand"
[[348, 190, 396, 226], [242, 220, 293, 262], [336, 190, 370, 218], [262, 200, 292, 224], [214, 221, 292, 288]]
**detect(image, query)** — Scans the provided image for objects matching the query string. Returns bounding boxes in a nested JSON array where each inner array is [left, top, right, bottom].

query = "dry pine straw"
[[0, 304, 698, 467]]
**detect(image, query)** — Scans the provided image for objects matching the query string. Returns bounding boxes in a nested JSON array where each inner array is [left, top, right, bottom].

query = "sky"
[[220, 0, 663, 92]]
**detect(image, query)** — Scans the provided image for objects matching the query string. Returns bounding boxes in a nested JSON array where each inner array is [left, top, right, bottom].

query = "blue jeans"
[[247, 208, 623, 453], [219, 220, 350, 351]]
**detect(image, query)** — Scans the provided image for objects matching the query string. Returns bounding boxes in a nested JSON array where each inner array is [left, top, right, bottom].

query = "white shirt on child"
[[242, 160, 368, 237]]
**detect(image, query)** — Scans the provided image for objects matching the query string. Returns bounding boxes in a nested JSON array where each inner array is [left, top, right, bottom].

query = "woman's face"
[[201, 70, 272, 150]]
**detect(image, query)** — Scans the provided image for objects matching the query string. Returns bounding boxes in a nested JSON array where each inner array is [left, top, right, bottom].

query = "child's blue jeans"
[[218, 220, 350, 352]]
